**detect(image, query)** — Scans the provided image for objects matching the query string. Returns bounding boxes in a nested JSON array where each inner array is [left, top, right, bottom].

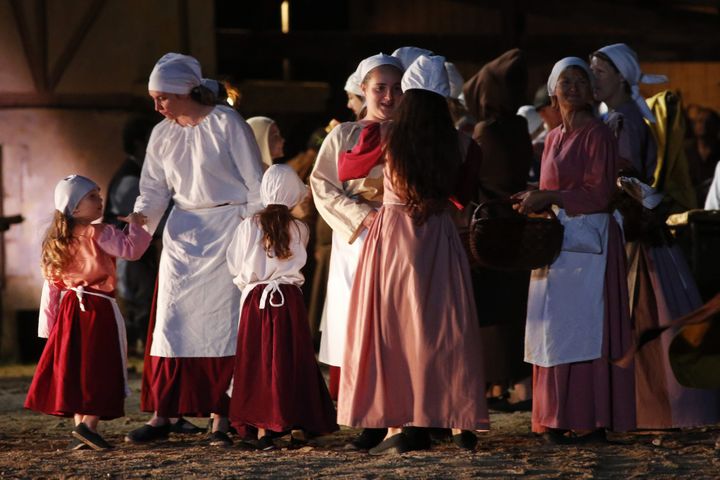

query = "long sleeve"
[[94, 223, 152, 260], [310, 123, 373, 243], [37, 280, 61, 338], [226, 220, 254, 291], [227, 116, 264, 217], [134, 127, 172, 234]]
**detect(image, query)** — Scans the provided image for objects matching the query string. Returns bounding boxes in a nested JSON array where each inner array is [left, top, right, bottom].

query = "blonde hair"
[[40, 211, 77, 281]]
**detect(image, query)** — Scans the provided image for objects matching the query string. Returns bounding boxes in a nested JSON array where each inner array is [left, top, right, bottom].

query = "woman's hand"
[[118, 212, 148, 226], [511, 190, 559, 215]]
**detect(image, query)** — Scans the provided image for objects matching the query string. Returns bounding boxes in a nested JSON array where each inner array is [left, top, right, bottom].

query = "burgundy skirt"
[[140, 280, 233, 418], [25, 288, 125, 420], [229, 284, 337, 434]]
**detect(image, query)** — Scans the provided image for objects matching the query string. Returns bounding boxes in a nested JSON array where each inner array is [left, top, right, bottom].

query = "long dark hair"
[[387, 89, 461, 224], [256, 205, 301, 260]]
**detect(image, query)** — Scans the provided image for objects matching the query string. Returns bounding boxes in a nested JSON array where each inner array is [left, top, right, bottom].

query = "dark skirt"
[[25, 288, 125, 420], [140, 279, 233, 418], [229, 284, 338, 434]]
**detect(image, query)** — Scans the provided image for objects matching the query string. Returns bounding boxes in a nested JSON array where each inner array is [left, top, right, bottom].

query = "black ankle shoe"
[[368, 433, 411, 456], [170, 417, 205, 434], [257, 435, 276, 451], [349, 428, 388, 450], [402, 427, 431, 451], [452, 430, 478, 450], [72, 423, 112, 450], [208, 430, 233, 447], [124, 423, 170, 443]]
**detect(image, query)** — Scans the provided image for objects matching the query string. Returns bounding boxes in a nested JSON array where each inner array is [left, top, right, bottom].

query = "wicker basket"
[[469, 200, 564, 271]]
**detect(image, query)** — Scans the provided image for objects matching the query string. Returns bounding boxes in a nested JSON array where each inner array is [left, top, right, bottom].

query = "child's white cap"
[[261, 164, 308, 208], [54, 175, 98, 216]]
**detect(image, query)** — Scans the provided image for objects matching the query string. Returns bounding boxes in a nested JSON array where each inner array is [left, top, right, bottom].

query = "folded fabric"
[[556, 208, 604, 254], [337, 122, 384, 182]]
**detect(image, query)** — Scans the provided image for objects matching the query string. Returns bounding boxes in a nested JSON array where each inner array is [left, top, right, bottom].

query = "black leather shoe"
[[208, 430, 233, 447], [124, 423, 170, 443], [68, 437, 90, 450], [170, 417, 205, 434], [402, 427, 431, 451], [349, 428, 387, 450], [257, 435, 276, 451], [452, 430, 478, 450], [368, 433, 411, 456], [72, 423, 112, 450]]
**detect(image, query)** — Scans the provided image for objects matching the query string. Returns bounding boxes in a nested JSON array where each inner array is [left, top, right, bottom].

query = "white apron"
[[318, 229, 367, 366], [524, 211, 610, 367], [150, 203, 245, 358]]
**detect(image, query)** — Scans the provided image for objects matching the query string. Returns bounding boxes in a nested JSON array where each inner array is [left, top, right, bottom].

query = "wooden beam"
[[48, 0, 108, 91], [9, 0, 46, 92], [35, 0, 48, 91], [0, 93, 151, 111]]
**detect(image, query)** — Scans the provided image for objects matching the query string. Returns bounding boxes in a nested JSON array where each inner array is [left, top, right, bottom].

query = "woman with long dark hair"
[[338, 55, 489, 455]]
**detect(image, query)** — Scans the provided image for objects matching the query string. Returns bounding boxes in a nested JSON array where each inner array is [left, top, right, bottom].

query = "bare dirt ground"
[[0, 363, 719, 479]]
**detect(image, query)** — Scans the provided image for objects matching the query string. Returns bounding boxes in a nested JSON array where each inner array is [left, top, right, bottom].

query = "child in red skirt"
[[25, 175, 151, 450], [227, 164, 337, 450]]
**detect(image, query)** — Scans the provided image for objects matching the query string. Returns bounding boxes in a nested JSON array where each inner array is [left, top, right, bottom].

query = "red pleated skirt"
[[229, 284, 337, 434], [25, 288, 125, 420], [140, 280, 233, 417]]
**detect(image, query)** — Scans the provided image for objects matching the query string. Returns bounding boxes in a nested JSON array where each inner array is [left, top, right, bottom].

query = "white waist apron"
[[319, 229, 367, 367], [151, 203, 245, 358], [525, 211, 610, 367], [68, 287, 131, 397]]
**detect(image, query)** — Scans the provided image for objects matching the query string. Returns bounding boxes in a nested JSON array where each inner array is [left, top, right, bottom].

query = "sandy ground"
[[0, 363, 719, 479]]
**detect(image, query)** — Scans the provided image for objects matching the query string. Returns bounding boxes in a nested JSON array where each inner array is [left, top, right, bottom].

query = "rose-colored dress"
[[530, 118, 635, 433], [337, 167, 489, 430]]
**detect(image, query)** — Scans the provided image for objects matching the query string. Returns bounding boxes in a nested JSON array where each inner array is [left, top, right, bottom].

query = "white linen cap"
[[148, 52, 202, 94], [547, 57, 593, 96], [517, 105, 543, 136], [261, 164, 308, 208], [444, 62, 464, 100], [247, 116, 275, 168], [356, 53, 404, 83], [54, 175, 99, 216], [595, 43, 668, 123], [344, 71, 364, 97], [392, 46, 434, 70], [401, 55, 450, 97]]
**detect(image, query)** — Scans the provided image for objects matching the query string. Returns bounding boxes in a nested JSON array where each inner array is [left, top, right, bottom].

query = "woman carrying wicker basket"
[[512, 57, 635, 444]]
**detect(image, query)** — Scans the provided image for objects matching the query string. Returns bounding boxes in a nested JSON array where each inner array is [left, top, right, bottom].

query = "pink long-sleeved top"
[[38, 223, 151, 337]]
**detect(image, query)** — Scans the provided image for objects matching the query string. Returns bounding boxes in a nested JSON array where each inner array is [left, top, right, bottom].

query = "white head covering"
[[517, 105, 544, 136], [201, 78, 220, 96], [444, 62, 465, 100], [261, 164, 308, 208], [596, 43, 668, 123], [54, 175, 99, 216], [344, 71, 364, 97], [401, 55, 450, 97], [247, 117, 276, 168], [148, 53, 202, 94], [547, 57, 593, 96], [392, 46, 434, 70], [356, 53, 404, 83]]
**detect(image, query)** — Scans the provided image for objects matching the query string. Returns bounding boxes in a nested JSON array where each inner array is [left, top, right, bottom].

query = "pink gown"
[[338, 167, 489, 430], [531, 118, 636, 433]]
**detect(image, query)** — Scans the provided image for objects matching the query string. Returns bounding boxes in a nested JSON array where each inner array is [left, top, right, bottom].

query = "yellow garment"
[[646, 91, 697, 212]]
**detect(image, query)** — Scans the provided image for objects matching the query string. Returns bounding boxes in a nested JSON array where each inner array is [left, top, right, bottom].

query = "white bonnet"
[[392, 46, 434, 70], [356, 53, 404, 83], [54, 175, 99, 216], [547, 57, 593, 96], [344, 71, 364, 97], [261, 164, 308, 208], [401, 55, 450, 98], [148, 53, 202, 94]]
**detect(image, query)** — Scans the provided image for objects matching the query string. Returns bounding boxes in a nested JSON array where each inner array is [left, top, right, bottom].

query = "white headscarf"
[[148, 53, 202, 94], [54, 175, 99, 216], [356, 53, 404, 83], [247, 117, 276, 168], [444, 62, 464, 100], [261, 164, 308, 208], [344, 71, 364, 97], [547, 57, 594, 97], [401, 55, 450, 98], [517, 105, 544, 136], [392, 46, 434, 70], [596, 43, 668, 123]]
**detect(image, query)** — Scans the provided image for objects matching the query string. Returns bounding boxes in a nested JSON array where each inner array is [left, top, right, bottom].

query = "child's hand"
[[118, 212, 147, 226]]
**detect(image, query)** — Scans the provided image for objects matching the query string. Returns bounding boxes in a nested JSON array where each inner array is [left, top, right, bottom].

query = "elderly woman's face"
[[554, 68, 592, 111], [590, 56, 623, 102], [361, 66, 403, 121]]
